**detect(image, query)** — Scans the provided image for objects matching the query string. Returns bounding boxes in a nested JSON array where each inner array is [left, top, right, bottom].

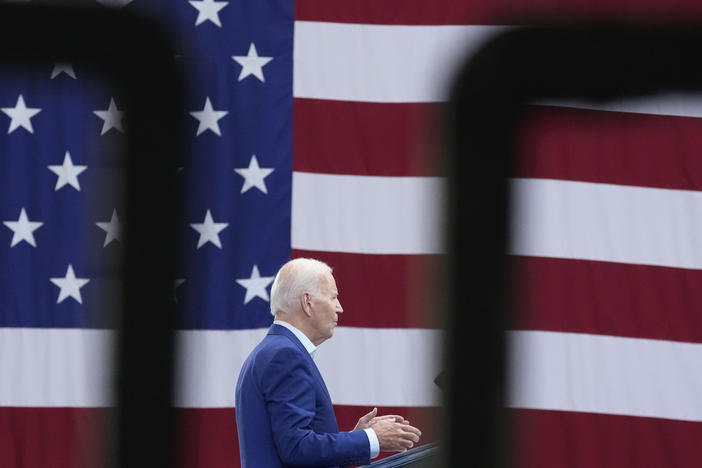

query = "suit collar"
[[268, 322, 317, 356], [272, 320, 317, 354]]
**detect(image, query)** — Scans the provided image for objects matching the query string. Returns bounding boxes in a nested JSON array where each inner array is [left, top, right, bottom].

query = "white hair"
[[270, 258, 332, 316]]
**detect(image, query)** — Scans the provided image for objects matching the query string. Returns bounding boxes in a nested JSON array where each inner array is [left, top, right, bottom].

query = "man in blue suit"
[[235, 258, 422, 467]]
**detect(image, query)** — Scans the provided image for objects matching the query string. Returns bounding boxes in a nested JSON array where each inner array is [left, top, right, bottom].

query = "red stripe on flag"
[[292, 249, 442, 329], [0, 407, 437, 468], [9, 407, 701, 468], [516, 105, 702, 191], [293, 99, 441, 177], [512, 256, 702, 343], [511, 408, 702, 468], [296, 0, 702, 25], [178, 408, 239, 468], [177, 406, 438, 468], [296, 0, 493, 25], [294, 100, 702, 184], [0, 407, 104, 468]]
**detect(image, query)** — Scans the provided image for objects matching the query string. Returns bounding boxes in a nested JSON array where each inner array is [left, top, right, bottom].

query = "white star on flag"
[[93, 97, 124, 135], [189, 0, 228, 27], [48, 151, 87, 191], [190, 97, 228, 136], [96, 209, 121, 246], [232, 42, 273, 82], [234, 155, 274, 194], [50, 264, 90, 304], [3, 208, 43, 247], [236, 265, 275, 304], [51, 63, 77, 80], [190, 209, 228, 249], [1, 94, 41, 134]]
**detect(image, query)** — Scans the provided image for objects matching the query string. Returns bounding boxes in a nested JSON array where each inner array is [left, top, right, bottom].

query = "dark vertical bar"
[[444, 42, 515, 468], [116, 17, 183, 468], [0, 5, 184, 468], [446, 24, 702, 468]]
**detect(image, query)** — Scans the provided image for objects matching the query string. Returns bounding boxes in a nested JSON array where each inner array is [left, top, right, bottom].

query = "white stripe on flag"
[[294, 21, 702, 117], [7, 328, 702, 421], [176, 327, 442, 408], [291, 171, 444, 254], [175, 328, 267, 408], [0, 327, 440, 407], [510, 178, 702, 270], [294, 174, 702, 265], [293, 21, 504, 103], [0, 328, 114, 407], [315, 327, 442, 407], [508, 330, 702, 422]]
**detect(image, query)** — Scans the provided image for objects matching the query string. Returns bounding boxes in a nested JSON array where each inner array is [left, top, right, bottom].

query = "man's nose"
[[337, 301, 343, 313]]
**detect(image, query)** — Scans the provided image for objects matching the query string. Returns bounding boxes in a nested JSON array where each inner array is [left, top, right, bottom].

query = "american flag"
[[2, 1, 702, 468]]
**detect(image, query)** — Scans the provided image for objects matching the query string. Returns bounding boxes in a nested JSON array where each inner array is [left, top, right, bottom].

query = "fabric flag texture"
[[2, 1, 702, 468]]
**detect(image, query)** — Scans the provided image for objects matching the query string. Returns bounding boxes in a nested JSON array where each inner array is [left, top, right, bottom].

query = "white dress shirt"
[[273, 320, 380, 459]]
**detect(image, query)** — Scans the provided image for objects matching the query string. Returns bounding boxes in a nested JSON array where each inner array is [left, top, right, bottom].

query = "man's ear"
[[300, 292, 313, 317]]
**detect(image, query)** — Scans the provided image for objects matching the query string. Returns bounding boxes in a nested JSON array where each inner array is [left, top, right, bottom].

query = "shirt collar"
[[273, 320, 317, 355]]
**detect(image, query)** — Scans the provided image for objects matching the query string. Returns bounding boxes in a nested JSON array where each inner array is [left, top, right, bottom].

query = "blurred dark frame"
[[445, 24, 702, 468], [0, 4, 183, 468]]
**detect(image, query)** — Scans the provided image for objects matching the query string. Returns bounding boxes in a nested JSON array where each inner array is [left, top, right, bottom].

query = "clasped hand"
[[353, 407, 422, 453]]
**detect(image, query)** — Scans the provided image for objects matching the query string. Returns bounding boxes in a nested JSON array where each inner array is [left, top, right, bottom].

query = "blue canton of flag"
[[0, 62, 126, 328], [0, 0, 293, 331], [171, 0, 293, 329]]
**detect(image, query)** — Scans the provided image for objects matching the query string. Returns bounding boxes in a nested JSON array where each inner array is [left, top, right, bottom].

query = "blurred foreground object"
[[446, 24, 702, 468], [0, 4, 183, 468]]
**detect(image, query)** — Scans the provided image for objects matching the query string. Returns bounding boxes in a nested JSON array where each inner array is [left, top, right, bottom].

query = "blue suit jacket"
[[235, 323, 370, 467]]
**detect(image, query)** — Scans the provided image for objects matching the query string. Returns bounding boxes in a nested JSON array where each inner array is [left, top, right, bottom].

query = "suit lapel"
[[268, 324, 334, 405]]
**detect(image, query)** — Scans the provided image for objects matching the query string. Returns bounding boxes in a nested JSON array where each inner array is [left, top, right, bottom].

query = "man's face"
[[308, 272, 343, 346]]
